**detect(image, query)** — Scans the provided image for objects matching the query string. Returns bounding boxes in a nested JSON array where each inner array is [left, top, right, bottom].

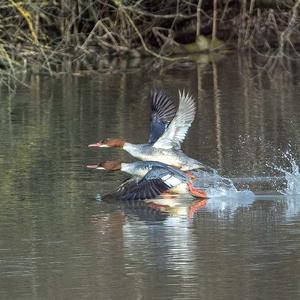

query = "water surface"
[[1, 54, 300, 299]]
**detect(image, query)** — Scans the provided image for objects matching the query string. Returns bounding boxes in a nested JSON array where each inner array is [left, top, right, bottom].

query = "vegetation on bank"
[[0, 0, 300, 88]]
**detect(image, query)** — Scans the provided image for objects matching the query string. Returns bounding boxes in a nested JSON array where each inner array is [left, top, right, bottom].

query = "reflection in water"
[[212, 61, 223, 170], [99, 180, 300, 233], [285, 195, 300, 220], [1, 54, 300, 299]]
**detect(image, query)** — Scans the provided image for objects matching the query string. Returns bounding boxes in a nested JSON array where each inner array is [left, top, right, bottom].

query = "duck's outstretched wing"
[[152, 90, 196, 149], [116, 177, 140, 193], [118, 166, 185, 201], [119, 178, 170, 201], [148, 90, 176, 144]]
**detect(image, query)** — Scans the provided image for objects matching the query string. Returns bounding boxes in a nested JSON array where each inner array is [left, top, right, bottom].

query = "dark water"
[[1, 54, 300, 299]]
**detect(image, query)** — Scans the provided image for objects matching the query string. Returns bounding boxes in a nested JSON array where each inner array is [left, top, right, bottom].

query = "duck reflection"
[[98, 187, 300, 222], [97, 189, 257, 222]]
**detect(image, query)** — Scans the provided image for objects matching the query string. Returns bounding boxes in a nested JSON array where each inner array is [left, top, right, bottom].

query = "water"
[[191, 170, 239, 198], [1, 54, 300, 299], [273, 150, 300, 195]]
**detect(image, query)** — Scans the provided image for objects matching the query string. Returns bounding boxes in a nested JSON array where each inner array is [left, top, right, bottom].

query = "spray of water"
[[191, 169, 239, 198], [273, 150, 300, 195]]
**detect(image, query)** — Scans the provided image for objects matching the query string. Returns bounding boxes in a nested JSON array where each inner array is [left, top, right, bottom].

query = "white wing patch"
[[161, 174, 182, 187], [152, 90, 196, 149]]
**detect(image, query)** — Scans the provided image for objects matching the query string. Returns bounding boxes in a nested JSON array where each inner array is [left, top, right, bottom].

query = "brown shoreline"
[[1, 0, 300, 89]]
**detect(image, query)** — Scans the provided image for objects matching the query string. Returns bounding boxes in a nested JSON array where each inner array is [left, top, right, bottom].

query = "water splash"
[[191, 169, 239, 198], [273, 150, 300, 195]]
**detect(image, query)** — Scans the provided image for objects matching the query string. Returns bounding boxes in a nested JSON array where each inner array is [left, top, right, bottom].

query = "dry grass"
[[0, 0, 300, 90]]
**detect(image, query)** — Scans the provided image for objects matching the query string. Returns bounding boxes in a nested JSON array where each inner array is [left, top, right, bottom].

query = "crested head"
[[97, 160, 122, 171], [88, 138, 126, 148]]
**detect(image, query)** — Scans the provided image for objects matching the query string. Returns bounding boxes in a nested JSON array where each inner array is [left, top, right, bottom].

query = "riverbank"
[[1, 1, 300, 90]]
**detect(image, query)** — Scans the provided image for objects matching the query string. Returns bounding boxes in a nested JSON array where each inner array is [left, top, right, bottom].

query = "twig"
[[196, 0, 203, 38], [114, 1, 185, 61], [212, 0, 217, 42]]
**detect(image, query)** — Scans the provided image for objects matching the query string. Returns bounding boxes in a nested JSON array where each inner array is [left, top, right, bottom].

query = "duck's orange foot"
[[187, 182, 207, 198]]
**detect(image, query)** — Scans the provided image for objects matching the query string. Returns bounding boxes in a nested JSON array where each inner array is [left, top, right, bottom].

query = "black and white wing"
[[152, 90, 196, 150], [148, 90, 176, 144]]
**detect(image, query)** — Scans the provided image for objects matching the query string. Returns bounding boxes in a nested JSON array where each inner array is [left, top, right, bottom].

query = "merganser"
[[87, 160, 207, 201], [89, 90, 214, 172]]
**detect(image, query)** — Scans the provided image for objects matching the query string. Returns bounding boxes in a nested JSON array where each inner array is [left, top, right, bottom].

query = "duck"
[[86, 160, 207, 201], [88, 89, 214, 172]]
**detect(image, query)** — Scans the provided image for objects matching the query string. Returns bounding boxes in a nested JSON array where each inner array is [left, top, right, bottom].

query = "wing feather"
[[120, 178, 170, 201], [148, 90, 176, 144], [118, 166, 188, 201], [152, 90, 196, 149]]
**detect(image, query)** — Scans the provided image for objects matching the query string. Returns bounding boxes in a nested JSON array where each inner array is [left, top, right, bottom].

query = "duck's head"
[[88, 138, 125, 148], [86, 160, 122, 171]]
